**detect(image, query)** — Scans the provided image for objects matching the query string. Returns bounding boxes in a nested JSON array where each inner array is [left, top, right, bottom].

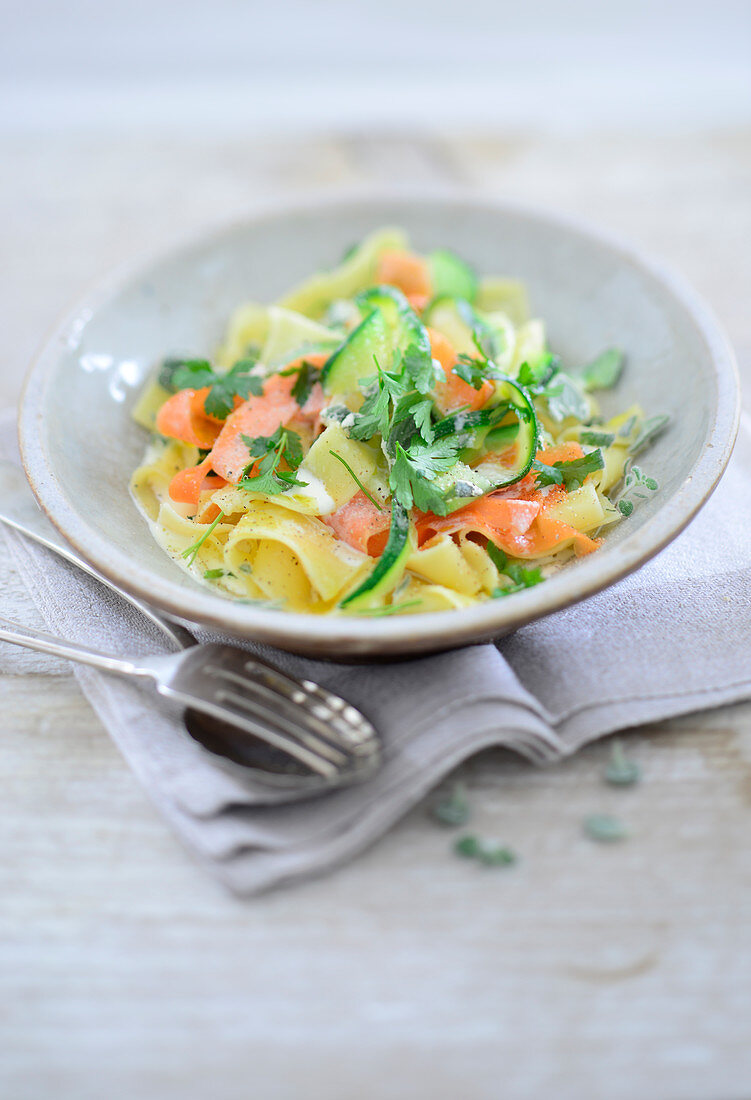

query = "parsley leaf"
[[580, 348, 624, 392], [389, 391, 435, 446], [453, 353, 503, 391], [401, 342, 437, 395], [517, 353, 560, 391], [390, 437, 460, 513], [487, 542, 544, 595], [411, 398, 436, 444], [158, 357, 187, 392], [238, 427, 306, 495], [530, 459, 564, 486], [287, 359, 320, 406], [348, 382, 392, 442], [171, 358, 264, 419], [532, 449, 604, 491], [349, 349, 437, 448]]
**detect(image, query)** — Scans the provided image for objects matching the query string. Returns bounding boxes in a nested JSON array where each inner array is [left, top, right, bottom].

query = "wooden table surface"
[[2, 131, 750, 1100]]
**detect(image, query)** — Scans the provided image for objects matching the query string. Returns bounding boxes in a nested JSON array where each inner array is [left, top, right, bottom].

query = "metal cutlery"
[[0, 461, 381, 787]]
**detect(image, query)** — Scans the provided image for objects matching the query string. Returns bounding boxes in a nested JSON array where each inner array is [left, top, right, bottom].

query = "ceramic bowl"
[[19, 195, 740, 659]]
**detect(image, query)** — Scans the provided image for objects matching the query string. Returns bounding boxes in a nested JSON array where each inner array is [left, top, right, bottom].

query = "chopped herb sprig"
[[532, 449, 605, 492], [171, 358, 263, 419], [328, 450, 384, 511], [238, 427, 306, 495], [617, 464, 658, 517], [487, 542, 544, 596], [454, 834, 518, 866], [583, 814, 630, 843], [431, 781, 471, 826], [604, 739, 641, 787], [579, 348, 624, 392], [181, 510, 225, 566]]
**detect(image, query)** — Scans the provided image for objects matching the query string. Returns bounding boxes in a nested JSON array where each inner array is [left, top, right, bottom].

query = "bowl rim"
[[18, 190, 741, 659]]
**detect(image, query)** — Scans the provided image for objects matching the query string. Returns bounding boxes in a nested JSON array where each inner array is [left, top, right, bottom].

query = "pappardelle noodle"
[[130, 228, 667, 616]]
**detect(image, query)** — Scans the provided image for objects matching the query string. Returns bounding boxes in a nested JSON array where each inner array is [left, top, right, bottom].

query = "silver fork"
[[0, 461, 381, 786], [0, 620, 377, 781]]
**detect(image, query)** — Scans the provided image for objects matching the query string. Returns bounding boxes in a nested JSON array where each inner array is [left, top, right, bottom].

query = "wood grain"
[[1, 130, 750, 1100]]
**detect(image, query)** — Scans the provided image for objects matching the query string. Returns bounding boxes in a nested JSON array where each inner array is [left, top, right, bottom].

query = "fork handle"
[[0, 616, 157, 678], [0, 460, 193, 650]]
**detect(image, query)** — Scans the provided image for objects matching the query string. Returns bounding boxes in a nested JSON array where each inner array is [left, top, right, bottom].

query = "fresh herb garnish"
[[347, 358, 394, 442], [171, 358, 263, 419], [349, 344, 438, 449], [580, 348, 624, 392], [488, 542, 544, 596], [486, 540, 509, 573], [431, 781, 470, 826], [616, 464, 658, 516], [389, 390, 436, 447], [518, 354, 589, 422], [604, 739, 641, 787], [353, 600, 424, 616], [617, 414, 638, 440], [532, 449, 605, 492], [401, 342, 438, 395], [158, 357, 187, 392], [630, 413, 670, 456], [181, 510, 225, 566], [454, 834, 517, 866], [203, 568, 225, 580], [455, 834, 482, 858], [285, 359, 320, 406], [238, 427, 306, 495], [328, 450, 384, 511], [476, 844, 518, 867], [583, 814, 629, 843], [580, 429, 616, 448], [455, 300, 505, 360], [517, 353, 560, 391], [390, 436, 460, 514], [453, 353, 503, 391], [544, 372, 590, 422]]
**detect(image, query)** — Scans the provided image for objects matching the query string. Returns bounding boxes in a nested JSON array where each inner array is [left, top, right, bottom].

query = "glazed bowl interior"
[[19, 196, 739, 659]]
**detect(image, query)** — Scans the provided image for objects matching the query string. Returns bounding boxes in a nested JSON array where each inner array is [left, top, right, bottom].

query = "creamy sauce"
[[282, 469, 336, 515]]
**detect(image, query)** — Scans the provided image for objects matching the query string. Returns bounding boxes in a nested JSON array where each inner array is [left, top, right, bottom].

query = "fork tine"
[[179, 695, 343, 778], [210, 682, 354, 768], [237, 659, 378, 750], [206, 665, 378, 759]]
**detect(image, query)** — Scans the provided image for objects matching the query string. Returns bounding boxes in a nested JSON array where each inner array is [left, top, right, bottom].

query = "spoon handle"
[[0, 461, 193, 650]]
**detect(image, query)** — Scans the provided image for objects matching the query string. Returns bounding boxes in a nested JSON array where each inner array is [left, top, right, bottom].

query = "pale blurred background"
[[3, 5, 751, 1099], [3, 0, 751, 134], [2, 0, 750, 406]]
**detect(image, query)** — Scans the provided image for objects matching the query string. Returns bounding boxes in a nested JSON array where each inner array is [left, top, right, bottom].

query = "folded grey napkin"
[[2, 407, 750, 895]]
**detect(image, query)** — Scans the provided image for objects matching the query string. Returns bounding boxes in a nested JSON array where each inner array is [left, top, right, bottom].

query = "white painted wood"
[[1, 131, 750, 1100]]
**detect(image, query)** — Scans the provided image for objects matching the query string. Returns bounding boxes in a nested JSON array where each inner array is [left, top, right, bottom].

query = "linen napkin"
[[2, 406, 750, 895]]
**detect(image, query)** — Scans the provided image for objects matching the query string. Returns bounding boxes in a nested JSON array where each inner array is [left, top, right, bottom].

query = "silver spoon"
[[0, 460, 381, 789]]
